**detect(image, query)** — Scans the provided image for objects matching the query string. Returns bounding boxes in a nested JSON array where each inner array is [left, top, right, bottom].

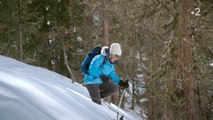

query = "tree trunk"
[[19, 23, 23, 61], [19, 0, 23, 61], [102, 0, 109, 46], [65, 0, 76, 82], [62, 39, 75, 83], [178, 0, 201, 119], [67, 0, 72, 19]]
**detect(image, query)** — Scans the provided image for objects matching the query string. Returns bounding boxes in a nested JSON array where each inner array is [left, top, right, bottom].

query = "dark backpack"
[[80, 46, 106, 75]]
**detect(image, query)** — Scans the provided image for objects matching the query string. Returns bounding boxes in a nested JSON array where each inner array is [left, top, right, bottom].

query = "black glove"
[[100, 74, 110, 83], [118, 79, 129, 88]]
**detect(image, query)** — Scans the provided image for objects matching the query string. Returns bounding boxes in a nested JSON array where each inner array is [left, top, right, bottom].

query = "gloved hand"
[[100, 74, 110, 83], [118, 79, 129, 88]]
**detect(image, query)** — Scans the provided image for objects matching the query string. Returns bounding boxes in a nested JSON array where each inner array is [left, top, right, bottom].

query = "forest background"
[[0, 0, 212, 120]]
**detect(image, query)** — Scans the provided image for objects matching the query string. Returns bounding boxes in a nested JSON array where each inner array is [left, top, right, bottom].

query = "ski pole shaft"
[[118, 89, 126, 107], [116, 89, 126, 120]]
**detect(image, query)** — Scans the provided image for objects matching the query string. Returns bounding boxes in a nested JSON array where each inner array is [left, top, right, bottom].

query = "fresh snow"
[[0, 55, 142, 120]]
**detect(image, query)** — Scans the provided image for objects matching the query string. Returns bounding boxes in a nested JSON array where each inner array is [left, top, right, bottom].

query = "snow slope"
[[0, 55, 142, 120]]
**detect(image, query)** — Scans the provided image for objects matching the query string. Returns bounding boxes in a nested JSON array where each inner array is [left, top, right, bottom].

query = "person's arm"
[[110, 69, 129, 88], [109, 66, 120, 85], [88, 55, 104, 77]]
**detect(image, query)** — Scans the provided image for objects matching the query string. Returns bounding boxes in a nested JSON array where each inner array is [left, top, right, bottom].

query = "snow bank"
[[0, 55, 142, 120]]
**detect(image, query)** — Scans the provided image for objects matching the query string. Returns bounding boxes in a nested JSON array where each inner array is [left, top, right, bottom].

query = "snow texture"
[[0, 55, 142, 120]]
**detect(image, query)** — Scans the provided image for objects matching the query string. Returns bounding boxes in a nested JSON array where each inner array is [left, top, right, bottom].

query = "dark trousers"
[[85, 81, 118, 105]]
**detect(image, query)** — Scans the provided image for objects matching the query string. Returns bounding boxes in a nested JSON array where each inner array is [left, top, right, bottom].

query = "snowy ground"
[[0, 55, 142, 120]]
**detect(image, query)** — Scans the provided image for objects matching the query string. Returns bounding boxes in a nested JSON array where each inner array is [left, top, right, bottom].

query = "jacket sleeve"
[[88, 55, 104, 77], [109, 66, 120, 85]]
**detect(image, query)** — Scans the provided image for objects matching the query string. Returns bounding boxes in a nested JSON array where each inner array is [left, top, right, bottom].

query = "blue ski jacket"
[[83, 54, 120, 85]]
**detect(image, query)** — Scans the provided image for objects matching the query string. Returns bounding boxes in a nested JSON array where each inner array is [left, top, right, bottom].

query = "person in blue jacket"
[[84, 43, 129, 105]]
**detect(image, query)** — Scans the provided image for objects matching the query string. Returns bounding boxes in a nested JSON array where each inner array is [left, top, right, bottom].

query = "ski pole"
[[116, 88, 126, 120], [118, 79, 129, 107], [118, 88, 126, 108]]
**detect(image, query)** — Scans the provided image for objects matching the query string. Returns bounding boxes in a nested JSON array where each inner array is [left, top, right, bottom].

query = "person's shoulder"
[[93, 54, 104, 61]]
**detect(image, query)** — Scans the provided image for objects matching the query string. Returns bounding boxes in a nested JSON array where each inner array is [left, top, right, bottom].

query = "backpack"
[[80, 46, 106, 75]]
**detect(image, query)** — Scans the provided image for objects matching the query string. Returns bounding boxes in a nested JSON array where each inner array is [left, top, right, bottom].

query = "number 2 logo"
[[195, 8, 201, 16], [191, 8, 201, 16]]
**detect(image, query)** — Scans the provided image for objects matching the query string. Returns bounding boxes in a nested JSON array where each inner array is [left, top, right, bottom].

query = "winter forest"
[[0, 0, 213, 120]]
